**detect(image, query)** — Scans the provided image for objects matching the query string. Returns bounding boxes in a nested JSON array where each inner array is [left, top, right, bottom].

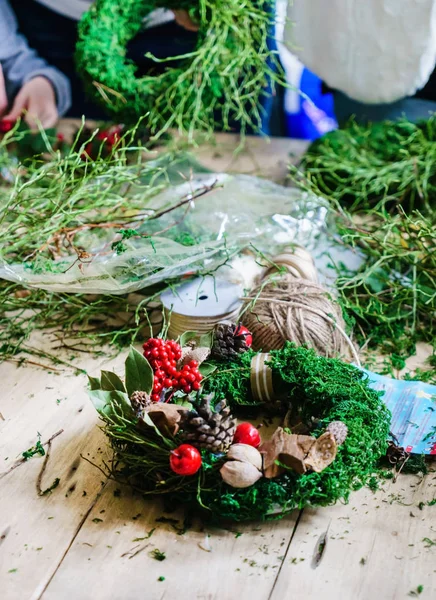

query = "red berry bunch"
[[0, 120, 15, 134], [143, 338, 203, 401]]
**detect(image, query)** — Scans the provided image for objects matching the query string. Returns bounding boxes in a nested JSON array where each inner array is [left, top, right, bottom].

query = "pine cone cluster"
[[182, 394, 236, 453], [212, 322, 251, 360], [130, 390, 151, 415]]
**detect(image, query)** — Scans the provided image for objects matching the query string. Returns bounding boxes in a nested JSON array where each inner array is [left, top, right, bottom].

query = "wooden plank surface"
[[1, 131, 435, 600]]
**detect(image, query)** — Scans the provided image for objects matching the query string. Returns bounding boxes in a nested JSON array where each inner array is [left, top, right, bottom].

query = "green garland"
[[76, 0, 281, 136], [90, 343, 391, 522], [294, 117, 436, 214], [290, 117, 436, 361]]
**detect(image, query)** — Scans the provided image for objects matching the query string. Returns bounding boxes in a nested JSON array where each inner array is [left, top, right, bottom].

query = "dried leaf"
[[259, 428, 287, 478], [260, 428, 308, 477], [143, 404, 189, 436], [259, 428, 336, 477], [304, 432, 337, 473]]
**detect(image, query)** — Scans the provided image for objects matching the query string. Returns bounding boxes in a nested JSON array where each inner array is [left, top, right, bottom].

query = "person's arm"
[[0, 0, 71, 126]]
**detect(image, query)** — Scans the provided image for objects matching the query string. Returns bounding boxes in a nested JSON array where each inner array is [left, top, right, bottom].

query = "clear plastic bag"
[[0, 174, 329, 294]]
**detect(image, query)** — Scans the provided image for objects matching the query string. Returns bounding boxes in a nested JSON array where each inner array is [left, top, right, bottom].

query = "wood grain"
[[0, 351, 116, 600], [269, 473, 436, 600], [43, 479, 299, 600]]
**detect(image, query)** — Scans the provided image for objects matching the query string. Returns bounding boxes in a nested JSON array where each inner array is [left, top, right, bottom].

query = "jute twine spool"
[[241, 277, 360, 365]]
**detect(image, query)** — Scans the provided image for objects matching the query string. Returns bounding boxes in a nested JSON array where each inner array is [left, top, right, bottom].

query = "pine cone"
[[212, 322, 250, 360], [181, 394, 236, 453], [130, 390, 151, 415], [326, 421, 348, 445]]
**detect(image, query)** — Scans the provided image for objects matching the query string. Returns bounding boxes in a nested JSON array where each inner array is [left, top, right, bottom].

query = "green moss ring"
[[75, 0, 281, 136], [89, 342, 390, 523]]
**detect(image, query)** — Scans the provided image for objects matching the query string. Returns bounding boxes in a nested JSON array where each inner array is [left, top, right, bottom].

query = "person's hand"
[[2, 76, 58, 129], [172, 9, 199, 32], [0, 65, 8, 117]]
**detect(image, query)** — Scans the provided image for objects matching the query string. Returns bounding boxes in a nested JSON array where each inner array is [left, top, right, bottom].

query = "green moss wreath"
[[89, 343, 391, 523], [76, 0, 281, 136]]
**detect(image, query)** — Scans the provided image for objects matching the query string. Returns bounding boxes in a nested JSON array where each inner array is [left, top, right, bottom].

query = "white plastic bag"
[[285, 0, 436, 104], [0, 174, 328, 294]]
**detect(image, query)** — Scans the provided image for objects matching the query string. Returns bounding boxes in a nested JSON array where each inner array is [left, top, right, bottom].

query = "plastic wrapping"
[[0, 174, 329, 294]]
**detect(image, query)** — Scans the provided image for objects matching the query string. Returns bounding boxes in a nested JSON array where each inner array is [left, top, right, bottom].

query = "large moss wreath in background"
[[91, 344, 391, 523], [76, 0, 281, 136]]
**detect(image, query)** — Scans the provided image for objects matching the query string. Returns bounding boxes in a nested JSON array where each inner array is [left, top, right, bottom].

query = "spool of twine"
[[250, 353, 274, 402], [164, 306, 240, 340], [241, 277, 360, 365], [262, 245, 318, 283]]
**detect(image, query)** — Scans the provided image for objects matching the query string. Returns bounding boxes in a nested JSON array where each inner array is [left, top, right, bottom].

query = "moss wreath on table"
[[75, 0, 281, 135], [88, 324, 391, 523]]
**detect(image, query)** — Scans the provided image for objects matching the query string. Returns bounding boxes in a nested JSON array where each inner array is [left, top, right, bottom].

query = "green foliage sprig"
[[294, 117, 436, 214], [290, 117, 436, 360]]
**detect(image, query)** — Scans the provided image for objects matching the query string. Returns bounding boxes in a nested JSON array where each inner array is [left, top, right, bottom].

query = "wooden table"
[[1, 133, 435, 600]]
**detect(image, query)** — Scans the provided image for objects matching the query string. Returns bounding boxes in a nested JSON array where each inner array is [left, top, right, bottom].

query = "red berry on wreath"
[[169, 444, 202, 476], [235, 325, 253, 348], [233, 422, 261, 447]]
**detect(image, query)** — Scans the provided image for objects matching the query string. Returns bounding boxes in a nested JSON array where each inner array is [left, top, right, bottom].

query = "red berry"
[[163, 378, 172, 388], [189, 360, 199, 368], [195, 372, 203, 381], [185, 373, 195, 383], [182, 385, 191, 394], [179, 378, 187, 387], [233, 422, 261, 447], [153, 360, 162, 369], [192, 381, 201, 391], [235, 325, 253, 348], [151, 393, 160, 402], [0, 120, 14, 133], [151, 348, 159, 358], [168, 366, 177, 377], [153, 382, 162, 393], [171, 379, 178, 387], [169, 444, 202, 476], [155, 369, 165, 379]]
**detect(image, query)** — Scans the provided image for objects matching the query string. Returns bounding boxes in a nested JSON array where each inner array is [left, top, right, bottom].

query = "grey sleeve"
[[0, 0, 71, 115]]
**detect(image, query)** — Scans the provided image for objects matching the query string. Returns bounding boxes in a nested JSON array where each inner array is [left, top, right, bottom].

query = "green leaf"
[[172, 398, 193, 409], [179, 330, 213, 350], [100, 370, 126, 393], [88, 375, 101, 390], [125, 346, 154, 397], [199, 362, 216, 377], [179, 331, 198, 347], [88, 389, 134, 420], [199, 331, 214, 349]]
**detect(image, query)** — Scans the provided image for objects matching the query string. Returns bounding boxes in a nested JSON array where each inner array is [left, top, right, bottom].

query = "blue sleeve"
[[0, 0, 71, 115]]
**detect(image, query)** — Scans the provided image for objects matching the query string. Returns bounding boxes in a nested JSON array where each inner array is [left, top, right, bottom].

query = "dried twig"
[[0, 429, 64, 480]]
